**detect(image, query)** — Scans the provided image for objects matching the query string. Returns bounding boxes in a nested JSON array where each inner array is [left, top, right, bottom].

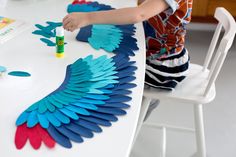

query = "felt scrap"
[[0, 66, 7, 73], [8, 71, 31, 77], [32, 21, 64, 47]]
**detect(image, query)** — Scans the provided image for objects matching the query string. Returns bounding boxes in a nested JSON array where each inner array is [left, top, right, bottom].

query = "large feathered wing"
[[67, 1, 139, 56], [15, 54, 137, 149]]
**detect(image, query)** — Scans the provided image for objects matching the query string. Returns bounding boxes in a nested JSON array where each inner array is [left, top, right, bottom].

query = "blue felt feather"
[[65, 123, 94, 138], [8, 71, 31, 77], [47, 125, 72, 148], [76, 119, 102, 133], [56, 126, 84, 143]]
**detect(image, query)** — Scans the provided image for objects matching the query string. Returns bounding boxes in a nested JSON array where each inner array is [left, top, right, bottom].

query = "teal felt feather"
[[88, 25, 123, 52], [8, 71, 31, 77]]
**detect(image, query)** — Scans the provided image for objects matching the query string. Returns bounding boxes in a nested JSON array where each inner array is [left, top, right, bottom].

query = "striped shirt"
[[144, 0, 193, 90]]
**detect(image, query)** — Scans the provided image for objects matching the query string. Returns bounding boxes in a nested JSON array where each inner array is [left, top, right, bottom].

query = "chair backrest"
[[203, 7, 236, 96]]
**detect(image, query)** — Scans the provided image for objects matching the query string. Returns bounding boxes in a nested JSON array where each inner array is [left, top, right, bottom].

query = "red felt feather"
[[15, 123, 55, 149], [36, 124, 55, 148], [28, 125, 42, 149], [15, 124, 28, 149], [72, 0, 91, 5]]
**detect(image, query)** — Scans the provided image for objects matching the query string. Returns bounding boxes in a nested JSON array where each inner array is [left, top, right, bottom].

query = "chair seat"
[[144, 63, 216, 104]]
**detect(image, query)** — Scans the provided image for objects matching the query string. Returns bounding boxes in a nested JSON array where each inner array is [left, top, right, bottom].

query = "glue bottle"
[[56, 27, 65, 58]]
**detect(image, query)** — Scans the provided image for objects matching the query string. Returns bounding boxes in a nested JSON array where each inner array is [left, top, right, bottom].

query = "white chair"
[[133, 7, 236, 157]]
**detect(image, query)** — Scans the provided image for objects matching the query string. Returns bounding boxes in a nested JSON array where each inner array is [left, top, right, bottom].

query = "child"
[[63, 0, 193, 117]]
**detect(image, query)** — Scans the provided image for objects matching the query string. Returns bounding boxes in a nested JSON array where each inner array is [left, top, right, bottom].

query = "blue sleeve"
[[164, 0, 179, 14]]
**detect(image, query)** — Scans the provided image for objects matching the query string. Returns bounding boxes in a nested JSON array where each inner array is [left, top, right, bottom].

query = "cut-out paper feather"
[[0, 66, 7, 73], [8, 71, 31, 77], [32, 21, 63, 47], [68, 1, 139, 56], [15, 54, 137, 149]]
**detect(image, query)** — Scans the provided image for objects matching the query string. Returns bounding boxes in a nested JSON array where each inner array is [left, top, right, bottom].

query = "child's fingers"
[[63, 15, 70, 23], [64, 22, 74, 31], [70, 25, 77, 32], [63, 22, 70, 31], [63, 19, 71, 29], [63, 15, 73, 26]]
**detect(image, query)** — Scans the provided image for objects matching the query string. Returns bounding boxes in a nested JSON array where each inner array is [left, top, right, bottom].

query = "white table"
[[0, 0, 145, 157]]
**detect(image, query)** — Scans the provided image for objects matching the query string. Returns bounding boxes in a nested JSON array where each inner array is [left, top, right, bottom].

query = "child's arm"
[[63, 0, 168, 32]]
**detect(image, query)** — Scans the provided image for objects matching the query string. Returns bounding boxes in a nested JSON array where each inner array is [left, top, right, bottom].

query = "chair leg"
[[194, 104, 207, 157], [132, 96, 152, 147], [160, 127, 167, 157]]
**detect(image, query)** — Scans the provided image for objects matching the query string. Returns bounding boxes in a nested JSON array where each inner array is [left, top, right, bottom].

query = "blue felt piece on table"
[[89, 111, 118, 122], [46, 96, 64, 109], [103, 103, 130, 109], [88, 2, 113, 11], [71, 102, 97, 110], [37, 100, 47, 113], [83, 94, 110, 100], [59, 108, 79, 120], [67, 4, 100, 13], [76, 25, 93, 42], [46, 21, 62, 27], [65, 106, 90, 116], [116, 70, 136, 79], [118, 76, 136, 84], [53, 93, 77, 104], [110, 90, 132, 95], [32, 30, 51, 38], [115, 61, 136, 71], [113, 83, 137, 90], [38, 113, 50, 129], [47, 125, 72, 148], [16, 112, 29, 126], [79, 116, 112, 127], [76, 119, 102, 133], [119, 66, 138, 74], [8, 71, 31, 77], [40, 38, 56, 47], [58, 91, 83, 100], [45, 101, 56, 112], [93, 89, 112, 94], [110, 89, 132, 95], [112, 53, 126, 60], [35, 24, 46, 30], [26, 103, 39, 112], [56, 126, 84, 143], [96, 107, 126, 116], [35, 24, 55, 36], [101, 84, 114, 89], [76, 98, 105, 105], [0, 66, 7, 73], [53, 110, 70, 124], [65, 122, 94, 138], [114, 56, 133, 66], [27, 111, 38, 128], [105, 95, 132, 103], [46, 112, 61, 127]]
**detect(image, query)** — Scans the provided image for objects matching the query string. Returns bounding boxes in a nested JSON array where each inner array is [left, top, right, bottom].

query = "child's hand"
[[63, 13, 90, 32]]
